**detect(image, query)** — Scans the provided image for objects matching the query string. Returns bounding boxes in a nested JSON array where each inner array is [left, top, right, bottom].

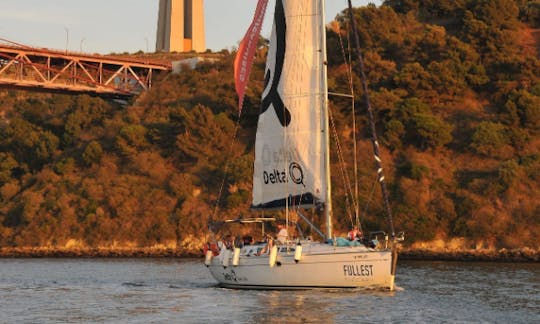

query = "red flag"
[[234, 0, 269, 112]]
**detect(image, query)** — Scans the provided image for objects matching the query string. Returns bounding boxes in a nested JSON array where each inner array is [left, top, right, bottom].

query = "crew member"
[[276, 224, 288, 244], [347, 226, 362, 241]]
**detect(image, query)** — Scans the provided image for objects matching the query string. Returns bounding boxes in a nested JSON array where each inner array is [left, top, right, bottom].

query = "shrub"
[[34, 131, 59, 166], [82, 141, 103, 166], [54, 158, 76, 175], [0, 153, 18, 184], [470, 122, 510, 157], [497, 159, 520, 190], [115, 125, 149, 156], [398, 159, 429, 180], [513, 91, 540, 129], [410, 113, 453, 150], [383, 119, 405, 150]]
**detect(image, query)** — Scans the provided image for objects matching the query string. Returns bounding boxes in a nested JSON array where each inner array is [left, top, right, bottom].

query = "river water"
[[0, 258, 538, 323]]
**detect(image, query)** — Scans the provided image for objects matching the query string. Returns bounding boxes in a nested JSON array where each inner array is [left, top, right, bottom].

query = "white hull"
[[207, 242, 395, 290]]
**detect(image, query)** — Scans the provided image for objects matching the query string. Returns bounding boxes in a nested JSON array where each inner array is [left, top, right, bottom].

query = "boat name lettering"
[[343, 264, 373, 277]]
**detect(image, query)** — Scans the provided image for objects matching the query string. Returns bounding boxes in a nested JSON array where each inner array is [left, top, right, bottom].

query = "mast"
[[320, 0, 332, 239]]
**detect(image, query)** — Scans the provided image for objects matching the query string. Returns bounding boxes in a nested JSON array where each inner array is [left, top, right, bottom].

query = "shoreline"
[[399, 248, 540, 263], [1, 247, 539, 262], [0, 247, 199, 258]]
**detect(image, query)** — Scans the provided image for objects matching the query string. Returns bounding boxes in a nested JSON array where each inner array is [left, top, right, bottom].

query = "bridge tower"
[[156, 0, 206, 53]]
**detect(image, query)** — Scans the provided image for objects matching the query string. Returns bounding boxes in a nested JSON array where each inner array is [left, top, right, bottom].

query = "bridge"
[[0, 41, 171, 98]]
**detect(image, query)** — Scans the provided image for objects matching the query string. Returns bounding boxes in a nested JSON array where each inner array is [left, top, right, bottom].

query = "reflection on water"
[[0, 258, 538, 323], [252, 291, 336, 323]]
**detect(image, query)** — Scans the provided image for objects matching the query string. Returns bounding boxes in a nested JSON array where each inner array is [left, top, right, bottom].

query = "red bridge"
[[0, 41, 171, 98]]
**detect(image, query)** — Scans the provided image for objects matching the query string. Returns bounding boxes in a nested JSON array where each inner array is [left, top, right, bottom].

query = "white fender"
[[204, 250, 213, 266], [232, 247, 241, 266], [269, 245, 278, 267], [222, 249, 230, 268], [294, 244, 302, 263]]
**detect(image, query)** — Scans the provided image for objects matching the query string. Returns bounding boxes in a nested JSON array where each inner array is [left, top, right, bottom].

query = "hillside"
[[0, 1, 539, 257]]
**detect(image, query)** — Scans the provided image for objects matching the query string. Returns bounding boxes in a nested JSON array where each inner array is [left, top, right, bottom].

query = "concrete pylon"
[[156, 0, 206, 53]]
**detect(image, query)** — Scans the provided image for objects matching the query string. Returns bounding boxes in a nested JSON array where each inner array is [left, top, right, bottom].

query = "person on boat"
[[218, 234, 233, 253], [347, 226, 362, 241], [276, 224, 288, 244], [256, 235, 273, 256], [242, 235, 254, 246], [233, 235, 244, 249], [202, 241, 220, 256]]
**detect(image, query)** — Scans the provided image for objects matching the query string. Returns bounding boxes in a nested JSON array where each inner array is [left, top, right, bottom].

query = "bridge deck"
[[0, 44, 171, 97]]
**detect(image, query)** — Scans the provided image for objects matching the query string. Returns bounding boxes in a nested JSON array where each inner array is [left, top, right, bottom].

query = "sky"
[[0, 0, 381, 54]]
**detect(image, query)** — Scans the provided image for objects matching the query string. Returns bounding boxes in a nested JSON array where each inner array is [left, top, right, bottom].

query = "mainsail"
[[252, 0, 327, 210]]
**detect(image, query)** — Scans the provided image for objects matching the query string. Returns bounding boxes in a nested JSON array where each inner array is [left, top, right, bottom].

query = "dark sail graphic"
[[260, 0, 291, 127]]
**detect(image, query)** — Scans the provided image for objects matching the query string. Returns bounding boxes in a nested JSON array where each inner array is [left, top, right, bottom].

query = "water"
[[0, 259, 538, 323]]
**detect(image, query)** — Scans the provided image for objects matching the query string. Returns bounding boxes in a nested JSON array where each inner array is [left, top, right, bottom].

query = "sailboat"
[[205, 0, 402, 290]]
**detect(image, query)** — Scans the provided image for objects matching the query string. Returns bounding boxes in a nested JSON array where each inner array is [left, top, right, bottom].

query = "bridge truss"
[[0, 43, 171, 97]]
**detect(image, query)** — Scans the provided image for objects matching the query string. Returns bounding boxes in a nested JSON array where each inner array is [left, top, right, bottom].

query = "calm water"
[[0, 258, 538, 323]]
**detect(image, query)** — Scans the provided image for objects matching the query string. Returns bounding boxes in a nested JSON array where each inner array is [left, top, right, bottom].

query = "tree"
[[0, 153, 18, 185], [521, 1, 540, 26], [410, 113, 453, 150], [34, 131, 59, 168], [394, 63, 433, 97], [62, 95, 108, 145], [174, 104, 238, 165], [0, 117, 54, 170], [383, 119, 406, 150], [498, 159, 519, 191], [506, 90, 540, 129], [82, 141, 103, 166], [472, 0, 520, 30], [115, 124, 149, 156], [470, 122, 510, 157], [383, 0, 419, 14]]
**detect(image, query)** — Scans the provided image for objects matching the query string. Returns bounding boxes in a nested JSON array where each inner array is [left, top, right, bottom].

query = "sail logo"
[[289, 162, 305, 187], [261, 145, 300, 166], [263, 162, 305, 187], [260, 0, 291, 127]]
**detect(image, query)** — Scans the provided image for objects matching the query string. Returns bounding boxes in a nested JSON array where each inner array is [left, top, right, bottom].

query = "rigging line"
[[335, 14, 361, 229], [328, 92, 353, 98], [344, 21, 363, 231], [210, 111, 243, 236], [328, 106, 354, 228], [361, 174, 379, 226], [347, 0, 395, 238], [345, 20, 361, 230]]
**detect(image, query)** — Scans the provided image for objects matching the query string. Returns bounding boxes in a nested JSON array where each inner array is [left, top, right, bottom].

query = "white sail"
[[252, 0, 327, 209]]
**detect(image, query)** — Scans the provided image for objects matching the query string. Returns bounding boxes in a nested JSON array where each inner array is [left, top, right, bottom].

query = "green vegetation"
[[0, 1, 538, 252]]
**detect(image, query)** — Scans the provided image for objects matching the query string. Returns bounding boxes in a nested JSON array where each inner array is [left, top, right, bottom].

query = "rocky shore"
[[0, 247, 200, 258], [1, 246, 539, 262], [399, 248, 540, 262]]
